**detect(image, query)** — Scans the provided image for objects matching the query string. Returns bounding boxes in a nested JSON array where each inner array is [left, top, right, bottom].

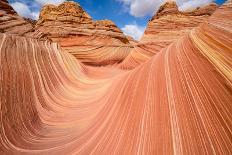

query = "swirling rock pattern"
[[120, 1, 218, 69], [34, 1, 132, 66], [0, 0, 232, 154]]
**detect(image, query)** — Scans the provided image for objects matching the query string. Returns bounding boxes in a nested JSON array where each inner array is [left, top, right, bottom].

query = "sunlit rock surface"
[[0, 0, 232, 154], [33, 1, 132, 66], [0, 0, 33, 35], [120, 1, 218, 69]]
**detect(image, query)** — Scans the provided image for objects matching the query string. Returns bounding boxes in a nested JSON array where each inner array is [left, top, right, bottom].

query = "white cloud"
[[178, 0, 213, 11], [31, 11, 40, 20], [122, 24, 145, 40], [10, 2, 39, 19], [35, 0, 66, 5], [117, 0, 214, 17], [116, 0, 164, 17]]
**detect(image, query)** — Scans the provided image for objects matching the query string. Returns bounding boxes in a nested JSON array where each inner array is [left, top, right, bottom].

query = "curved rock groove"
[[0, 0, 232, 155]]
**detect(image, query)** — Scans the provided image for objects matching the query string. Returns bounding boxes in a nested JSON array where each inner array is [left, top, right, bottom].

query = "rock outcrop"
[[120, 1, 218, 69], [0, 0, 33, 35], [33, 1, 132, 65], [142, 1, 218, 52], [0, 0, 232, 154], [153, 1, 180, 19], [0, 0, 16, 14]]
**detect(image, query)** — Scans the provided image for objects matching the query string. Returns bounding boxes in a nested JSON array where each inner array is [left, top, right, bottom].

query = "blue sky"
[[76, 0, 151, 28], [215, 0, 226, 4], [9, 0, 226, 40]]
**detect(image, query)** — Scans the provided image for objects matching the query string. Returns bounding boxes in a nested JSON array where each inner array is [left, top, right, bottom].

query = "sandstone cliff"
[[141, 1, 218, 52], [33, 1, 132, 65], [120, 1, 218, 69], [0, 0, 133, 66], [0, 0, 33, 35]]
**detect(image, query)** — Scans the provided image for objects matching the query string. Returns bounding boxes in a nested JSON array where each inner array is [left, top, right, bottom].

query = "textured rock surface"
[[0, 0, 16, 14], [34, 1, 132, 65], [0, 0, 33, 35], [120, 1, 218, 69], [142, 2, 218, 48], [0, 0, 232, 154], [35, 2, 127, 41]]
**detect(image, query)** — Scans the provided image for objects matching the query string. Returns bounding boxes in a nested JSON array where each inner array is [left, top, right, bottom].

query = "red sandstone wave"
[[120, 2, 218, 69], [0, 0, 232, 154]]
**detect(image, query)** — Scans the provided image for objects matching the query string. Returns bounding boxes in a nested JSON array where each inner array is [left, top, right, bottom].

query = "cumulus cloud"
[[122, 24, 145, 40], [117, 0, 214, 17], [10, 2, 39, 19], [178, 0, 213, 11], [35, 0, 66, 5], [31, 11, 40, 19], [117, 0, 160, 17]]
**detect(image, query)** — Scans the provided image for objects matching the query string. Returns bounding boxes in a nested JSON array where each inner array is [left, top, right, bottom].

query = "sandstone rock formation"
[[142, 1, 217, 50], [120, 1, 218, 69], [33, 1, 132, 65], [0, 0, 232, 154], [0, 0, 33, 35], [0, 0, 15, 14]]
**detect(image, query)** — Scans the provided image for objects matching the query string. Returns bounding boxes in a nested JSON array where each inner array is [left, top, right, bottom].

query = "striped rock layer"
[[120, 1, 218, 69], [33, 1, 132, 66], [0, 0, 232, 155], [0, 0, 34, 36]]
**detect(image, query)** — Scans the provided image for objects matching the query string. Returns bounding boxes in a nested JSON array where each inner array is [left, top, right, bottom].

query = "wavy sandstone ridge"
[[33, 1, 132, 66], [0, 0, 232, 154], [121, 1, 218, 69]]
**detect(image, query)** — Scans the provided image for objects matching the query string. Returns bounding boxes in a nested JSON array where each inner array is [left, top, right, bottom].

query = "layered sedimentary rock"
[[121, 1, 218, 69], [0, 0, 15, 14], [33, 1, 132, 65], [143, 2, 217, 44], [0, 0, 33, 35], [0, 0, 232, 154]]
